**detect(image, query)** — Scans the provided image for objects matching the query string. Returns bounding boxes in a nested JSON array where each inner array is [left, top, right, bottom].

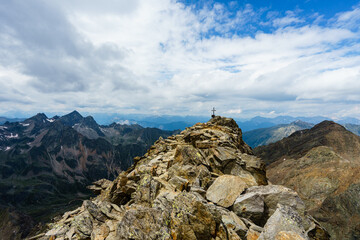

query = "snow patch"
[[6, 133, 19, 139], [20, 123, 30, 127], [0, 126, 8, 129], [117, 120, 134, 125], [5, 146, 11, 151], [46, 118, 55, 123]]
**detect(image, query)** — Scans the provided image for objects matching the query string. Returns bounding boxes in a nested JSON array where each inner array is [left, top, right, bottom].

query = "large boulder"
[[258, 204, 307, 240], [235, 185, 306, 220], [206, 174, 255, 208], [233, 192, 265, 226], [116, 207, 170, 240]]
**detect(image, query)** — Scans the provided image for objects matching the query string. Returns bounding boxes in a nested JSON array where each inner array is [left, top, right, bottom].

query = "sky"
[[0, 0, 360, 119]]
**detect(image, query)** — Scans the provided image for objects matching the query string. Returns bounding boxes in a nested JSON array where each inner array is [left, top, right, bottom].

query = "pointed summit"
[[59, 110, 84, 126], [27, 113, 48, 122]]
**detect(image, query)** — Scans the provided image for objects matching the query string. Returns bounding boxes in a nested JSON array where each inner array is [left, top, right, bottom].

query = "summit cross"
[[211, 107, 216, 118]]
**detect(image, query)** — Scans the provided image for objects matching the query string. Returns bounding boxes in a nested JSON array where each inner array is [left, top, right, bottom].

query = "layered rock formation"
[[33, 117, 329, 240], [255, 121, 360, 239]]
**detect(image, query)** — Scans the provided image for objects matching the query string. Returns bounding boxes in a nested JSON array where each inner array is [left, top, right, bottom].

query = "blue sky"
[[0, 0, 360, 119]]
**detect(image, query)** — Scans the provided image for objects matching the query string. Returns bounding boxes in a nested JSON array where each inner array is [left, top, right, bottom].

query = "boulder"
[[206, 175, 253, 208], [233, 192, 265, 226], [258, 204, 307, 240], [221, 211, 248, 238], [170, 192, 217, 240], [116, 207, 170, 240], [72, 211, 93, 239], [244, 185, 305, 218]]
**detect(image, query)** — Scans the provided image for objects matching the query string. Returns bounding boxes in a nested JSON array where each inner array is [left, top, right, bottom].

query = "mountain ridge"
[[243, 120, 314, 148], [254, 120, 360, 165], [0, 111, 177, 239], [254, 120, 360, 239], [30, 116, 329, 240]]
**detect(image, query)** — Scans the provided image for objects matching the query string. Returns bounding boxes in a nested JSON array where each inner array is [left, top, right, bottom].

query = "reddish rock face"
[[255, 121, 360, 239]]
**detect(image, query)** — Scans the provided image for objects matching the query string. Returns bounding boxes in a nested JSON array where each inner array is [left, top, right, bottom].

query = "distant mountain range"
[[0, 110, 176, 232], [243, 120, 314, 148], [253, 121, 360, 239], [102, 114, 333, 131], [0, 117, 26, 125], [3, 113, 360, 131], [106, 114, 360, 132], [242, 120, 360, 148], [342, 123, 360, 136]]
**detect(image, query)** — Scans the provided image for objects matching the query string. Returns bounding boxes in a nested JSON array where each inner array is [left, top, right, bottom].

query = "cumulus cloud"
[[0, 0, 360, 118], [227, 109, 242, 114]]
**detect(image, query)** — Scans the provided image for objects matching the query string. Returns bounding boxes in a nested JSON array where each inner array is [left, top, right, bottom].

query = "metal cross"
[[211, 107, 216, 118]]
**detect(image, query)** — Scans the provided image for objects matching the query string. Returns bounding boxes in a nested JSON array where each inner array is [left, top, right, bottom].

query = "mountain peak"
[[255, 119, 360, 165], [59, 110, 84, 126], [68, 110, 83, 118], [37, 117, 329, 240], [208, 116, 239, 129], [27, 113, 48, 122], [312, 120, 346, 131]]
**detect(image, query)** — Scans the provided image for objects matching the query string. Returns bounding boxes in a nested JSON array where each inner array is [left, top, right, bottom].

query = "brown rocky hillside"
[[30, 117, 329, 240], [254, 121, 360, 239]]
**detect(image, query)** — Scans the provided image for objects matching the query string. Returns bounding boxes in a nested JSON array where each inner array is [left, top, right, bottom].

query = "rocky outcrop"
[[32, 116, 329, 240]]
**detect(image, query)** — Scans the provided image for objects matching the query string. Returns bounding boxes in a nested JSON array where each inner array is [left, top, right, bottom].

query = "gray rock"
[[206, 175, 255, 208], [72, 211, 93, 239], [206, 174, 253, 208], [233, 192, 265, 226], [116, 207, 170, 240], [168, 175, 189, 191], [221, 211, 248, 238], [170, 192, 217, 240], [258, 204, 308, 240], [245, 185, 306, 218], [84, 200, 107, 222]]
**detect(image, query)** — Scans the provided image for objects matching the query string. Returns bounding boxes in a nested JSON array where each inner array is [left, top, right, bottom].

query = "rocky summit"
[[32, 117, 329, 240]]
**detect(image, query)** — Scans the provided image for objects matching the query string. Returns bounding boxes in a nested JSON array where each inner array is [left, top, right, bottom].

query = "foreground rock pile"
[[33, 117, 329, 240]]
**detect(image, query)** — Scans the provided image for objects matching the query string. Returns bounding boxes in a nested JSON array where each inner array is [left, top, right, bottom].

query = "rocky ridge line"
[[33, 116, 329, 240]]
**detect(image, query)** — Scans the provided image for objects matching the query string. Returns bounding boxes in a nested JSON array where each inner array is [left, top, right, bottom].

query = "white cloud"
[[272, 11, 304, 27], [0, 0, 360, 119], [227, 109, 242, 114]]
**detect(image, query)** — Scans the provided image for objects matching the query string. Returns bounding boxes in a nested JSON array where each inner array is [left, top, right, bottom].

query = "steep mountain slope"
[[254, 121, 360, 239], [343, 123, 360, 136], [0, 115, 120, 222], [243, 120, 314, 148], [0, 111, 176, 237], [32, 117, 329, 240]]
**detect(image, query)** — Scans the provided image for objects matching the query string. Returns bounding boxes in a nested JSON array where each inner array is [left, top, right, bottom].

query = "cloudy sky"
[[1, 0, 360, 119]]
